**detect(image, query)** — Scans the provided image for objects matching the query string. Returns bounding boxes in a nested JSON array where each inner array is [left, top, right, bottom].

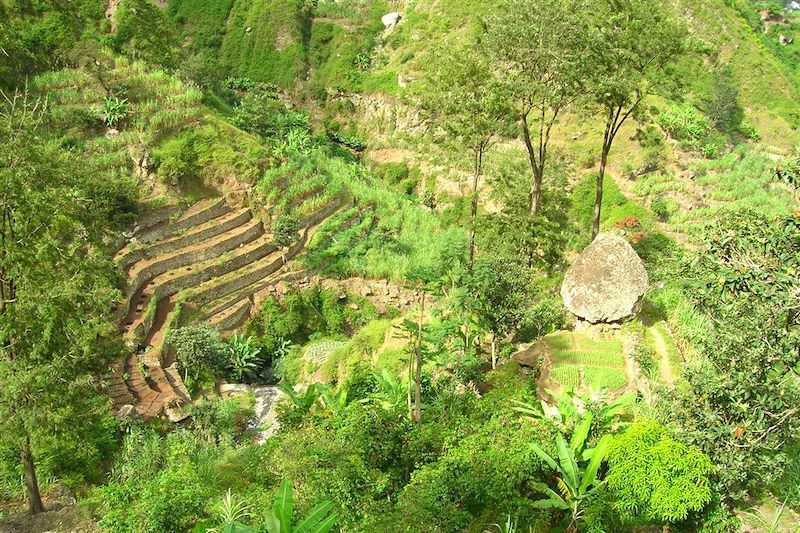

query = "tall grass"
[[259, 148, 467, 282]]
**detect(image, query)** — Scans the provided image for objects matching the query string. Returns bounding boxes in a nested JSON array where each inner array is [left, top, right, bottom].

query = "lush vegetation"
[[1, 0, 798, 532]]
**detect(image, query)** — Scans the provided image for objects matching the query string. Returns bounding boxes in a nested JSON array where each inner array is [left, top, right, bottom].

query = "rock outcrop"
[[382, 12, 401, 28], [561, 233, 648, 324]]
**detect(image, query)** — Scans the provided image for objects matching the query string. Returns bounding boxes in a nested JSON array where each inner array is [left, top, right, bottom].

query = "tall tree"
[[424, 40, 510, 265], [488, 0, 590, 217], [588, 0, 686, 238], [0, 93, 125, 513]]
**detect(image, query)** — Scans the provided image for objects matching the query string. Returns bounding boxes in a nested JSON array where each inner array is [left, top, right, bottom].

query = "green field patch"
[[304, 339, 348, 363], [549, 366, 581, 390], [552, 350, 625, 368], [544, 332, 627, 391]]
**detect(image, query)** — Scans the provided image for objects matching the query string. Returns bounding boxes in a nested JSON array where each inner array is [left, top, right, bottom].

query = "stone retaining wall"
[[213, 300, 252, 332], [138, 198, 229, 244], [119, 221, 263, 321], [189, 231, 307, 308], [120, 208, 252, 270]]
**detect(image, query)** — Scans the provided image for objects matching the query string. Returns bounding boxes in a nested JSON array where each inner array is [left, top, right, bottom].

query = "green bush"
[[272, 214, 300, 248], [232, 91, 309, 140], [153, 131, 199, 186], [111, 0, 182, 69], [89, 429, 220, 532], [517, 297, 566, 342], [705, 66, 744, 136], [650, 196, 673, 221], [165, 323, 225, 389], [97, 96, 129, 128], [373, 414, 553, 531]]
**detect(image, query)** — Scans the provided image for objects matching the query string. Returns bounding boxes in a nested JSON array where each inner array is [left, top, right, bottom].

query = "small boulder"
[[382, 12, 401, 28], [512, 340, 550, 368], [116, 404, 139, 420], [561, 233, 648, 324]]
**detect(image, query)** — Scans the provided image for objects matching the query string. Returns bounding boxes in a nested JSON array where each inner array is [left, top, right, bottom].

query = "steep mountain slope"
[[167, 0, 393, 91]]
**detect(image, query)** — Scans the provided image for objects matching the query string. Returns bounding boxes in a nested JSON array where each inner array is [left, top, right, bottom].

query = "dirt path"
[[649, 322, 676, 388], [620, 331, 649, 400]]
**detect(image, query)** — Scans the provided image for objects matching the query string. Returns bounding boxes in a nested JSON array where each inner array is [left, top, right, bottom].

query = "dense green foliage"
[[659, 210, 800, 504], [607, 421, 715, 525], [1, 0, 799, 531], [0, 92, 133, 511]]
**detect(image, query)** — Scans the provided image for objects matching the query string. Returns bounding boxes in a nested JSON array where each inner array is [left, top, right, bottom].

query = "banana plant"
[[512, 386, 635, 433], [195, 480, 338, 533], [278, 382, 348, 419], [277, 382, 323, 416], [529, 413, 612, 533], [372, 368, 407, 409], [264, 479, 338, 533], [315, 384, 347, 417]]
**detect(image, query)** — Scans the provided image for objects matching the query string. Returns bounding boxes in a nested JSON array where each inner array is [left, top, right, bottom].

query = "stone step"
[[136, 198, 229, 245], [131, 235, 278, 344], [128, 217, 261, 280], [164, 364, 191, 402], [121, 220, 265, 339], [118, 207, 252, 271], [193, 204, 343, 324]]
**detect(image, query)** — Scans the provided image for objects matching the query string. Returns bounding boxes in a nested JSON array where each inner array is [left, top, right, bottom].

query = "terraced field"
[[107, 195, 345, 420], [543, 332, 627, 391]]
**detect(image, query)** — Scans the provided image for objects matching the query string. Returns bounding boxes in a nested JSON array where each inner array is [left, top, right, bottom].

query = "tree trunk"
[[662, 523, 671, 533], [21, 434, 44, 515], [491, 334, 497, 369], [468, 148, 482, 266], [407, 346, 413, 421], [521, 110, 543, 217], [592, 144, 609, 240], [413, 291, 425, 423]]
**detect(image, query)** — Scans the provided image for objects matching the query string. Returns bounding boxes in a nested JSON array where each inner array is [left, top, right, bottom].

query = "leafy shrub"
[[224, 77, 257, 91], [223, 333, 266, 382], [165, 324, 225, 388], [111, 0, 182, 69], [372, 415, 553, 531], [607, 421, 714, 525], [658, 104, 709, 143], [187, 396, 255, 445], [517, 298, 566, 342], [97, 96, 128, 127], [706, 66, 744, 136], [650, 196, 672, 221], [152, 132, 199, 185], [89, 429, 219, 532], [328, 129, 366, 151], [272, 214, 300, 248], [631, 342, 657, 379], [232, 91, 309, 140], [379, 162, 409, 184]]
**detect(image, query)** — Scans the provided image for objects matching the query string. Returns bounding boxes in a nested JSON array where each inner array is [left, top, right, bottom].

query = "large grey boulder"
[[561, 233, 648, 324]]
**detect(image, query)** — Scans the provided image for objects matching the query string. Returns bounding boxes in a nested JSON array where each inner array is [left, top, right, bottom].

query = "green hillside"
[[1, 1, 798, 532]]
